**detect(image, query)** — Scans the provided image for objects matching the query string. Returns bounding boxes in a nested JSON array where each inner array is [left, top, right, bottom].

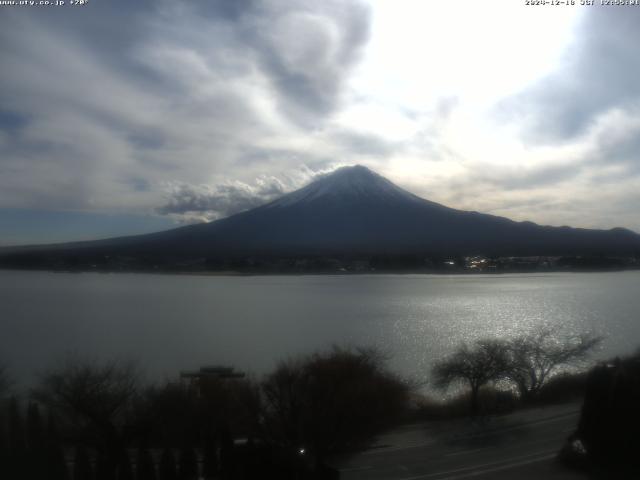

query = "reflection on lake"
[[1, 270, 639, 389]]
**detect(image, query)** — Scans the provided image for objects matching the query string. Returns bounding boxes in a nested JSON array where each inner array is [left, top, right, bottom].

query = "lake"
[[1, 270, 639, 391]]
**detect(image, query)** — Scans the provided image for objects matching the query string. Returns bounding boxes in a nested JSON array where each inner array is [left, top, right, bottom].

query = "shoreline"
[[1, 266, 639, 277]]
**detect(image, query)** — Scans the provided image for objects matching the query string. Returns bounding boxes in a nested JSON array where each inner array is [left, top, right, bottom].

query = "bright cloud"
[[0, 0, 639, 242]]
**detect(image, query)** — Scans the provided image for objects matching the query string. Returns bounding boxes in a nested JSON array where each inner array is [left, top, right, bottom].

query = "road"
[[338, 403, 586, 480]]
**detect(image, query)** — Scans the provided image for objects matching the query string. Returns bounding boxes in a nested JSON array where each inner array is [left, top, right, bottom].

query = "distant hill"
[[1, 165, 639, 271]]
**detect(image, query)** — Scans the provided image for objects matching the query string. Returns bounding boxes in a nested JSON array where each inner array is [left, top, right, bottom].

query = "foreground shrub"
[[135, 372, 260, 449], [32, 357, 139, 475], [536, 371, 587, 404], [261, 346, 410, 461], [575, 352, 640, 474], [73, 446, 93, 480], [413, 386, 517, 421], [159, 448, 178, 480], [136, 447, 156, 480]]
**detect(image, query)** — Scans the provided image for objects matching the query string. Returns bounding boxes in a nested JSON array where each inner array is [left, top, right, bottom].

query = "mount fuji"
[[2, 165, 639, 269]]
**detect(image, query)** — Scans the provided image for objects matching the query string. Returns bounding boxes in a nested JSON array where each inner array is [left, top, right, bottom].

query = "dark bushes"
[[536, 372, 588, 404], [32, 357, 138, 477], [575, 352, 640, 474], [261, 347, 410, 460], [0, 347, 409, 479], [414, 386, 518, 420], [0, 400, 68, 480]]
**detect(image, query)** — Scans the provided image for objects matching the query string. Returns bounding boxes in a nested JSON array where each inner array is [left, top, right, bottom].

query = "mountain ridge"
[[1, 165, 639, 270]]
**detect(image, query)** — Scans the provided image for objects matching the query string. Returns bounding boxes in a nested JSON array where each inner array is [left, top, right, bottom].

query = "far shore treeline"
[[0, 251, 638, 275]]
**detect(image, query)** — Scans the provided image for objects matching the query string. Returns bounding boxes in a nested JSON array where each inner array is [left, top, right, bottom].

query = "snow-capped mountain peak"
[[267, 165, 425, 208]]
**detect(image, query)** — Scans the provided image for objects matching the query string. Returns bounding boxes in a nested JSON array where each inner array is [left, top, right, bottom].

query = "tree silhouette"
[[433, 340, 510, 415], [218, 425, 234, 479], [74, 446, 94, 480], [201, 436, 218, 479], [26, 402, 45, 451], [505, 328, 602, 401], [7, 397, 26, 478], [26, 402, 47, 479], [136, 447, 157, 480], [178, 445, 198, 480], [96, 451, 114, 480], [159, 448, 178, 480], [134, 382, 202, 449], [116, 452, 133, 480], [0, 407, 7, 480], [45, 412, 69, 480], [33, 357, 139, 474]]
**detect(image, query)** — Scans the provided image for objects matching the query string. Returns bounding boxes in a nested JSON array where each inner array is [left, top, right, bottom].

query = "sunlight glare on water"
[[1, 271, 638, 391]]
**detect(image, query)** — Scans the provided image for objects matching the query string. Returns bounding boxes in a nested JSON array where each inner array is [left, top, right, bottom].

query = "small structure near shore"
[[180, 365, 246, 396]]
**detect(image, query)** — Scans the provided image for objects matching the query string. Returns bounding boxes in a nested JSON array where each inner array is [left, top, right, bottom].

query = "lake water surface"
[[2, 270, 639, 389]]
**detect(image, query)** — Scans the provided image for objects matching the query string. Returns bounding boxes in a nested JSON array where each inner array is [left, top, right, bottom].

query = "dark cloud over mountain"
[[156, 166, 339, 222], [0, 0, 371, 217], [157, 177, 287, 222]]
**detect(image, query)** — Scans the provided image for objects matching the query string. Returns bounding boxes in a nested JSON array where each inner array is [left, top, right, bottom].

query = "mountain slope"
[[2, 165, 640, 266]]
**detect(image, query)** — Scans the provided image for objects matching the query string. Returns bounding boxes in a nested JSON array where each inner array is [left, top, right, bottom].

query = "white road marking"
[[453, 412, 579, 441], [363, 412, 577, 457], [340, 465, 373, 472], [361, 440, 437, 455], [398, 449, 557, 480], [437, 453, 556, 479], [440, 453, 556, 480], [445, 446, 489, 457]]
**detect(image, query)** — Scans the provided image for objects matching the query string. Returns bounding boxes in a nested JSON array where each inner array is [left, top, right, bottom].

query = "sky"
[[1, 0, 639, 245]]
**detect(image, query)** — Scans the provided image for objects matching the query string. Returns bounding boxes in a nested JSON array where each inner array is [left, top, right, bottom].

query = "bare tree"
[[32, 357, 139, 474], [505, 328, 602, 401], [433, 340, 510, 415]]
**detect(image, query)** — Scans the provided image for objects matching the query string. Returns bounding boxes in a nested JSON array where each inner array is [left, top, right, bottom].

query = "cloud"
[[157, 177, 287, 222], [2, 0, 640, 240], [499, 5, 640, 144], [139, 0, 371, 125], [0, 0, 372, 217], [469, 5, 640, 232], [581, 106, 640, 177], [478, 162, 582, 191], [156, 165, 340, 222], [253, 1, 371, 124], [332, 131, 399, 158]]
